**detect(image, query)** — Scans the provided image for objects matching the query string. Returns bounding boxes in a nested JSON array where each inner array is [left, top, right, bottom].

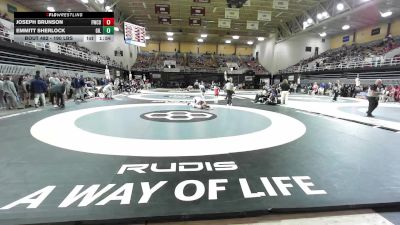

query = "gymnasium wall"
[[391, 18, 400, 36], [160, 41, 179, 52], [329, 19, 400, 49], [141, 42, 159, 52], [253, 35, 276, 73], [0, 0, 29, 20], [180, 43, 217, 54], [273, 33, 330, 73], [78, 31, 138, 70], [255, 32, 330, 74], [217, 44, 236, 55], [180, 42, 197, 53], [140, 42, 252, 55], [356, 23, 388, 44], [330, 33, 354, 49], [199, 44, 218, 54], [236, 46, 253, 56]]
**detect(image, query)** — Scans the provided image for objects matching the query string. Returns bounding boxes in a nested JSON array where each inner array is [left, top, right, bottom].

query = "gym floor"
[[0, 90, 400, 225]]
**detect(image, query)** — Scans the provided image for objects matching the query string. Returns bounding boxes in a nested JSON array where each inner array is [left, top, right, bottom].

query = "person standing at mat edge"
[[2, 76, 18, 110], [214, 85, 220, 103], [366, 79, 383, 117], [199, 81, 206, 98], [332, 82, 340, 102], [31, 71, 48, 108], [0, 74, 5, 109], [280, 79, 290, 104]]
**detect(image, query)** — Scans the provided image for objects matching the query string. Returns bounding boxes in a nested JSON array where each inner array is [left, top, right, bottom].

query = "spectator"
[[332, 82, 340, 101], [51, 79, 66, 109], [49, 76, 61, 107], [213, 85, 220, 103], [31, 72, 48, 108], [21, 75, 31, 107], [71, 75, 85, 102], [0, 75, 5, 109], [199, 81, 206, 98], [3, 75, 18, 110], [280, 79, 290, 104]]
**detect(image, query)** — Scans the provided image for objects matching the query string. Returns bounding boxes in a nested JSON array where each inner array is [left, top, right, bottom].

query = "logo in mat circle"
[[140, 110, 217, 122]]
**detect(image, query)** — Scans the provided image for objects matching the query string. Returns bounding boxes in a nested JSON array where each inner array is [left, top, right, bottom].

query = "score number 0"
[[102, 18, 115, 35], [103, 18, 114, 26]]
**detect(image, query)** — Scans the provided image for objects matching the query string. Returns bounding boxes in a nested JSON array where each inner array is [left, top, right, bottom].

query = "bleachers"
[[280, 37, 400, 74], [239, 55, 268, 75], [130, 52, 269, 74], [215, 54, 239, 67], [187, 53, 217, 72], [131, 52, 157, 71]]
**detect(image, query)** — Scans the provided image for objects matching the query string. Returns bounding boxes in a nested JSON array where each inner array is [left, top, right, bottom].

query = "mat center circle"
[[30, 104, 307, 156], [140, 110, 217, 122]]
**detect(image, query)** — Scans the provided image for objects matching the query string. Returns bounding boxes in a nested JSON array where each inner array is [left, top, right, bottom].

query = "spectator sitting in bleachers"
[[0, 12, 11, 22], [282, 37, 400, 73], [188, 54, 217, 71]]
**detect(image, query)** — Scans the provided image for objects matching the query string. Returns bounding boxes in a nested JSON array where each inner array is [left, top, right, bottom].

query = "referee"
[[224, 78, 234, 106]]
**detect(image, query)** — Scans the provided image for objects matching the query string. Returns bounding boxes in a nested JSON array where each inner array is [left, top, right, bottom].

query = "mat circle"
[[140, 110, 217, 122], [30, 104, 307, 157]]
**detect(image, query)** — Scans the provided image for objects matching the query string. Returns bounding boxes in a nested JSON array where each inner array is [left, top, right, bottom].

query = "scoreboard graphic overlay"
[[14, 12, 115, 42]]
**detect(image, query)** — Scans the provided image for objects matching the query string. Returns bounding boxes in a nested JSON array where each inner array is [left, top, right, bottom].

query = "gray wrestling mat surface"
[[1, 92, 400, 224]]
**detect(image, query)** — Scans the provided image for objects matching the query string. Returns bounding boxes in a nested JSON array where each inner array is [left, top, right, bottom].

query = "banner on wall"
[[257, 10, 271, 21], [218, 18, 231, 28], [343, 35, 350, 42], [158, 16, 171, 24], [155, 4, 170, 14], [191, 6, 205, 16], [246, 21, 259, 30], [261, 78, 270, 85], [152, 73, 162, 79], [189, 18, 202, 26], [371, 27, 381, 36], [245, 76, 253, 81], [225, 8, 239, 19], [7, 4, 17, 14], [273, 0, 289, 10]]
